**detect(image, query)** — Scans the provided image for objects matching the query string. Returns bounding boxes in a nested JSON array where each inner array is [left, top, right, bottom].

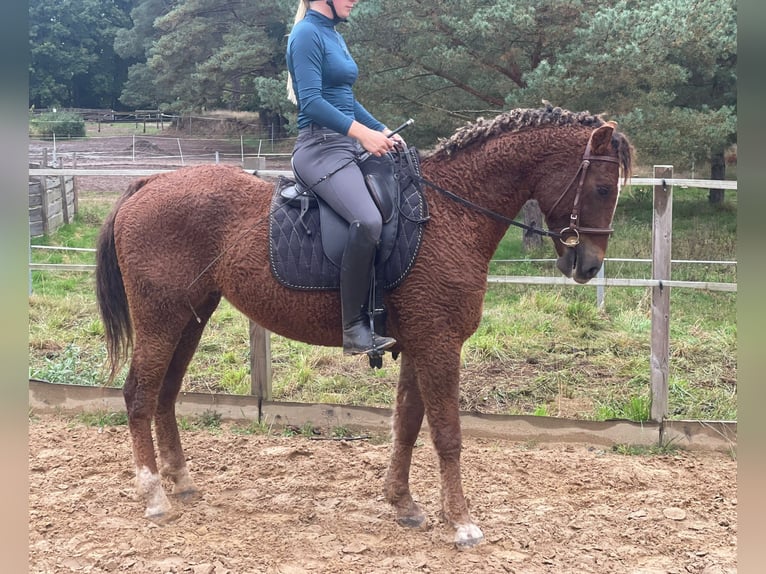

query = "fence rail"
[[26, 166, 740, 192], [29, 256, 736, 293]]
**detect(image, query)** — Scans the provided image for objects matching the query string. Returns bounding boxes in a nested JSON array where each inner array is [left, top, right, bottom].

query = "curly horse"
[[95, 105, 633, 548]]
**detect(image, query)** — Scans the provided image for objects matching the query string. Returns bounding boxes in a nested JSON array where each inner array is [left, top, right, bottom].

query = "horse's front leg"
[[385, 351, 427, 528], [418, 349, 484, 549]]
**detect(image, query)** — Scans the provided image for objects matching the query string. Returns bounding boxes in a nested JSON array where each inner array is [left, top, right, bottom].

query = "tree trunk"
[[521, 200, 544, 251], [708, 149, 726, 204]]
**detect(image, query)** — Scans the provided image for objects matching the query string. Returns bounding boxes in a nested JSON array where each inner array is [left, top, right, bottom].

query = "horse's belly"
[[222, 287, 344, 348]]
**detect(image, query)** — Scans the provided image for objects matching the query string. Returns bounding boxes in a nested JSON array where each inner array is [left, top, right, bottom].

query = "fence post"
[[72, 153, 78, 216], [40, 182, 50, 238], [650, 165, 673, 424], [596, 263, 605, 309], [521, 199, 544, 251], [59, 174, 69, 224], [249, 321, 272, 402], [39, 150, 49, 236]]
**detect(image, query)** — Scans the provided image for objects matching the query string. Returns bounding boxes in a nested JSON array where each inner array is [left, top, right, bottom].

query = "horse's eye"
[[596, 185, 611, 197]]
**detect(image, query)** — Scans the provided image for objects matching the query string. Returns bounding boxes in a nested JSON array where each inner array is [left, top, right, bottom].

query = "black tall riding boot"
[[341, 221, 396, 355]]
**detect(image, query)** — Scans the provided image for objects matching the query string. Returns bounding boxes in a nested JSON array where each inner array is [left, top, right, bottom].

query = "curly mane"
[[430, 101, 633, 179]]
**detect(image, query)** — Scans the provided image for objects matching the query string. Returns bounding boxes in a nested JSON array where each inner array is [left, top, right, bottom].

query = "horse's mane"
[[429, 101, 633, 179]]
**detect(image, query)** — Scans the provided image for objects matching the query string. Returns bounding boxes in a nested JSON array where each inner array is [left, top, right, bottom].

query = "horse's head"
[[538, 122, 632, 284]]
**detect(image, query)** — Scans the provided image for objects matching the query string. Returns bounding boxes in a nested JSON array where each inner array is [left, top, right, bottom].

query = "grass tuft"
[[611, 442, 682, 456], [75, 410, 128, 427]]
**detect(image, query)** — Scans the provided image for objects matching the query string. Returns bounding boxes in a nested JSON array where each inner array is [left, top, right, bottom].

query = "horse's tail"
[[95, 176, 157, 383]]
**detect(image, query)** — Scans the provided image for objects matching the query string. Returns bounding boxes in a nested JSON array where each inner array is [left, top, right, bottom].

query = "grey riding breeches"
[[291, 126, 383, 241]]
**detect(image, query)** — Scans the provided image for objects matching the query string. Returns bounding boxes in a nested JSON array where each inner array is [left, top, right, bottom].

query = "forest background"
[[28, 0, 737, 185]]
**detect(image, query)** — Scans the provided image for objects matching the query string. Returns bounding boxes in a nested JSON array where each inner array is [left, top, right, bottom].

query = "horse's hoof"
[[173, 488, 201, 503], [454, 523, 484, 550], [145, 509, 179, 525], [394, 501, 427, 529], [396, 512, 427, 529]]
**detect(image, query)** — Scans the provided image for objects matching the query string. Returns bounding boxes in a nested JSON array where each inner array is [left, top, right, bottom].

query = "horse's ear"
[[590, 122, 616, 155]]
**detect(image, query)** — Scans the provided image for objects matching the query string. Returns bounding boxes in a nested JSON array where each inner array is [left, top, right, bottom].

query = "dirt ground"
[[29, 413, 736, 574], [29, 126, 291, 173]]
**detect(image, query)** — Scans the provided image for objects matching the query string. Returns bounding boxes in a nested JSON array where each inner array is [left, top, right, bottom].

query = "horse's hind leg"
[[384, 351, 427, 528], [154, 294, 221, 500], [123, 336, 179, 521]]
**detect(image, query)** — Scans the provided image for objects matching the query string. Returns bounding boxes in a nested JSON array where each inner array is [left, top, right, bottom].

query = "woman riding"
[[286, 0, 405, 355]]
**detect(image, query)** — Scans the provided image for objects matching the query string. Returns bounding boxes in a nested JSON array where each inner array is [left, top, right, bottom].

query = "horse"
[[95, 105, 633, 549]]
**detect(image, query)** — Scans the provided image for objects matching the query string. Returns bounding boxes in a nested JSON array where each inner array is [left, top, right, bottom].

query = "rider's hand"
[[348, 121, 397, 157], [383, 128, 406, 149]]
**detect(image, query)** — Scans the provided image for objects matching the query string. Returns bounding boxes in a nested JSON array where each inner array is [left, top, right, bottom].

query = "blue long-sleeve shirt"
[[287, 10, 385, 134]]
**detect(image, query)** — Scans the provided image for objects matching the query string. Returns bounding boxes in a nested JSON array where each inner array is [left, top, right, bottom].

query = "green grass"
[[231, 419, 275, 435], [28, 186, 736, 422], [176, 411, 223, 432], [611, 442, 682, 456], [595, 394, 652, 422], [75, 410, 129, 427]]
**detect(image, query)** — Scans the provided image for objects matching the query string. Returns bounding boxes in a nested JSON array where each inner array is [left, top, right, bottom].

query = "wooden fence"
[[28, 161, 77, 238], [28, 164, 737, 426]]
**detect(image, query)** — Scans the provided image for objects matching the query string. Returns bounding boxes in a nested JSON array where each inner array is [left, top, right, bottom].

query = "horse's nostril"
[[586, 264, 602, 279]]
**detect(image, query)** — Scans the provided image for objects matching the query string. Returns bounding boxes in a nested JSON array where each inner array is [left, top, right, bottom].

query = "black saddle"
[[268, 146, 429, 292]]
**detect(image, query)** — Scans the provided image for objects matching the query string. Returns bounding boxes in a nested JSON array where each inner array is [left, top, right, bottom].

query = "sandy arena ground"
[[29, 413, 736, 574]]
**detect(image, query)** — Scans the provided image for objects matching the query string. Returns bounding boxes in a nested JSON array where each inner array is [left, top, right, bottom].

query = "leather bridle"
[[544, 132, 621, 247]]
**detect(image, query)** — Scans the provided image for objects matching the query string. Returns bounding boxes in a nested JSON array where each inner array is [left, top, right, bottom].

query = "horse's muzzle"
[[556, 244, 602, 284]]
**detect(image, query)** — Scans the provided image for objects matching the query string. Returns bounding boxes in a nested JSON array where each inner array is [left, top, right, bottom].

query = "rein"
[[412, 174, 562, 239], [415, 131, 620, 246]]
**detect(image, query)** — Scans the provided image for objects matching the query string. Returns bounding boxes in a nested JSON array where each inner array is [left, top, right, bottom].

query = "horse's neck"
[[429, 133, 551, 210], [421, 138, 538, 260]]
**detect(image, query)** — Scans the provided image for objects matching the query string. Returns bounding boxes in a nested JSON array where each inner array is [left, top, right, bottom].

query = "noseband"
[[545, 132, 621, 247]]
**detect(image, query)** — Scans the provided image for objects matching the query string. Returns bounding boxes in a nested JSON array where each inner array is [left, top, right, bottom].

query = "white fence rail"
[[26, 168, 740, 191]]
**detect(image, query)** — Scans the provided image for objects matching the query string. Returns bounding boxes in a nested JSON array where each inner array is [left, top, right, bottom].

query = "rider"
[[286, 0, 404, 355]]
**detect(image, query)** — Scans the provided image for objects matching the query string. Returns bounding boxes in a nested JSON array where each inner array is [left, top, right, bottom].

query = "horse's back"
[[113, 164, 272, 292], [118, 164, 268, 217]]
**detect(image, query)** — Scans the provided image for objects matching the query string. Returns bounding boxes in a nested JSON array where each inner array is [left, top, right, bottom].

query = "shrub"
[[30, 112, 86, 138]]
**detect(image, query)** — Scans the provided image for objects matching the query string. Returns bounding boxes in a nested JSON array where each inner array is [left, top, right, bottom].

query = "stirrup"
[[372, 334, 396, 352], [342, 320, 396, 356], [342, 335, 396, 356]]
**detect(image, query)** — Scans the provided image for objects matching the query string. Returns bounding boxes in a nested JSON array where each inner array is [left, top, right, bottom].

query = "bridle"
[[544, 131, 621, 247], [414, 129, 621, 247]]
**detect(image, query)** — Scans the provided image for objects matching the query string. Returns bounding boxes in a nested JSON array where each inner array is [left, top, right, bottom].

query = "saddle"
[[268, 146, 428, 292]]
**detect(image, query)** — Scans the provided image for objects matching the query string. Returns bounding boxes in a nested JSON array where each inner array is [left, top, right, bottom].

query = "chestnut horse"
[[95, 106, 632, 548]]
